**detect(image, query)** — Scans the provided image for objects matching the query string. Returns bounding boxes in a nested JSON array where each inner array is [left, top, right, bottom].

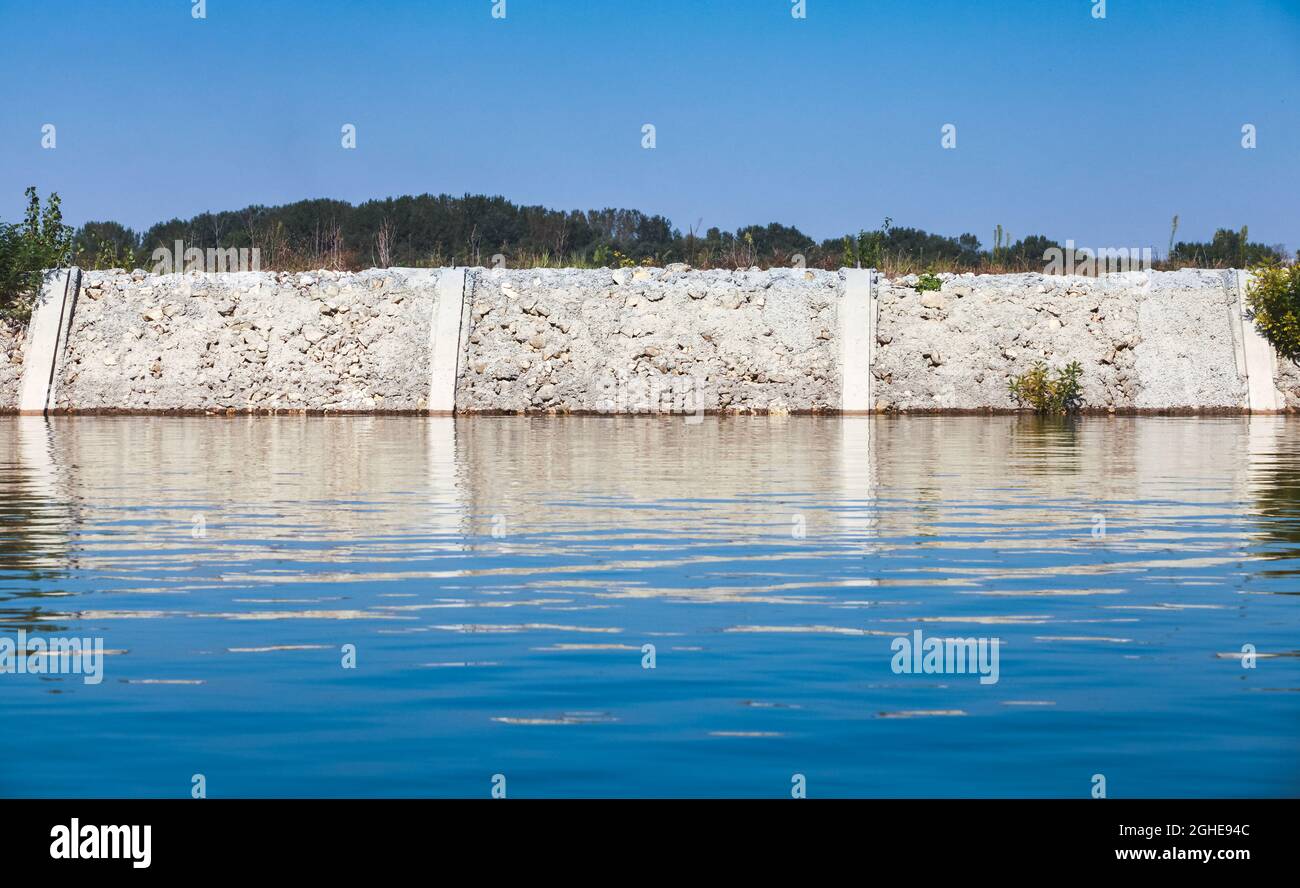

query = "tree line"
[[3, 187, 1293, 322], [68, 193, 1293, 274]]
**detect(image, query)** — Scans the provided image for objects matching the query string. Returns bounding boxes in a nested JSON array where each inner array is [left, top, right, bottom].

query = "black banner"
[[2, 798, 1279, 874]]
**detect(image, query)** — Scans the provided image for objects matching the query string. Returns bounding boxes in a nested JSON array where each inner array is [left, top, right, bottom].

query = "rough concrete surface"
[[0, 319, 25, 410], [0, 265, 1293, 414], [873, 269, 1247, 411], [1275, 353, 1300, 410], [458, 267, 841, 413], [56, 268, 440, 412], [1132, 270, 1244, 409]]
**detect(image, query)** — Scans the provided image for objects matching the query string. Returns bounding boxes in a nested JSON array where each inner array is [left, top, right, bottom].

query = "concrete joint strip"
[[840, 267, 874, 413], [1226, 271, 1248, 381], [428, 267, 467, 413], [17, 267, 81, 415], [1235, 270, 1285, 412]]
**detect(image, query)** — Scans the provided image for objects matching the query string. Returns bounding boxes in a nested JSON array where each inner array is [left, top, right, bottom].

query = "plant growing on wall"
[[1246, 264, 1300, 363], [0, 187, 74, 322], [1008, 361, 1083, 414], [915, 273, 942, 292]]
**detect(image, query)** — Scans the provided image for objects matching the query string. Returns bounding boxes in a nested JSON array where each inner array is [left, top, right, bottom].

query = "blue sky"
[[1, 0, 1297, 252]]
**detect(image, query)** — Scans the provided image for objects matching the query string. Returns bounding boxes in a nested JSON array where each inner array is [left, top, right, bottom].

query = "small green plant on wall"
[[1008, 361, 1083, 414], [915, 273, 942, 292], [1246, 264, 1300, 363]]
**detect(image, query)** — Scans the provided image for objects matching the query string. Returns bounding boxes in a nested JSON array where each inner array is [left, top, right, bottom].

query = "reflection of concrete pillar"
[[1245, 414, 1284, 499], [1243, 415, 1286, 556], [16, 416, 69, 571], [428, 268, 468, 414], [18, 268, 81, 415], [838, 416, 878, 548], [17, 416, 59, 496], [840, 269, 875, 414], [427, 416, 467, 544], [1232, 271, 1285, 412]]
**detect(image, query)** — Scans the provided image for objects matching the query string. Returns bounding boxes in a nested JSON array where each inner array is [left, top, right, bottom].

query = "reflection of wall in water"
[[0, 419, 76, 631], [456, 417, 849, 541], [865, 416, 1266, 538], [5, 415, 1296, 605], [44, 416, 469, 544], [1244, 417, 1300, 560]]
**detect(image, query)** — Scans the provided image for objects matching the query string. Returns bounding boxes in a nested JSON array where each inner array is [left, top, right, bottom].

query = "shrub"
[[0, 187, 74, 322], [1008, 361, 1083, 414], [915, 272, 942, 292], [1246, 264, 1300, 363], [854, 217, 892, 269]]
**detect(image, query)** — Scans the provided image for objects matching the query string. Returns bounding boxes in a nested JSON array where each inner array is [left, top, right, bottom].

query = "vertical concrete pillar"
[[17, 268, 81, 415], [1232, 270, 1285, 413], [428, 267, 468, 414], [840, 268, 875, 413]]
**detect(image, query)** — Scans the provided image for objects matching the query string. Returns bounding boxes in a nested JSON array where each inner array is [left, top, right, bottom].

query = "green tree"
[[1246, 264, 1300, 363], [0, 187, 75, 321], [1171, 229, 1287, 267]]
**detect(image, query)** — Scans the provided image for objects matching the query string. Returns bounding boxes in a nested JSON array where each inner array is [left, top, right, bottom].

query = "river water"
[[1, 415, 1297, 797]]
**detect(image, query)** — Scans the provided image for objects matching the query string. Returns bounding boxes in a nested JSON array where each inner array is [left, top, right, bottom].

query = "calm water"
[[1, 415, 1298, 798]]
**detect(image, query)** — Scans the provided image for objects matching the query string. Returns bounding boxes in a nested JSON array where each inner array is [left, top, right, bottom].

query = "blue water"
[[2, 415, 1298, 797]]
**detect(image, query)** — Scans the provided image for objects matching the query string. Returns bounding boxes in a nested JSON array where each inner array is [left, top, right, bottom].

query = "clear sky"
[[2, 0, 1297, 252]]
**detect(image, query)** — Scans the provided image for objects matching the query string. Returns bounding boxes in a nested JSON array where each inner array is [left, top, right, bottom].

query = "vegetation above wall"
[[0, 186, 1294, 324], [61, 194, 1294, 276]]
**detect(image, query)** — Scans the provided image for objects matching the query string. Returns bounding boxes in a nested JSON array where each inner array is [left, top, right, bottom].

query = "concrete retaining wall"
[[873, 269, 1252, 411], [2, 266, 1295, 414], [57, 268, 441, 412], [460, 268, 840, 413]]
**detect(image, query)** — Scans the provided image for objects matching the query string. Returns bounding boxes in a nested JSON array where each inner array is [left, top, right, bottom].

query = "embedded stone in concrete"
[[457, 267, 841, 414], [1132, 270, 1244, 409], [871, 269, 1265, 412], [57, 268, 435, 412], [0, 318, 26, 411]]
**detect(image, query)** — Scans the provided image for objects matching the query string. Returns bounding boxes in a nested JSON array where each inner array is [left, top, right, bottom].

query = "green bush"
[[852, 217, 892, 268], [1246, 264, 1300, 363], [915, 272, 942, 292], [1008, 361, 1083, 414], [0, 187, 75, 322]]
